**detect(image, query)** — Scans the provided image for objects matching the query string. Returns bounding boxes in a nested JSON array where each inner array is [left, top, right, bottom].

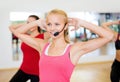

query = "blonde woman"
[[10, 9, 113, 82]]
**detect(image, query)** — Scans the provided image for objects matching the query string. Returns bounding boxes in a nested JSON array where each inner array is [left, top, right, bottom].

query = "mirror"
[[10, 12, 120, 61]]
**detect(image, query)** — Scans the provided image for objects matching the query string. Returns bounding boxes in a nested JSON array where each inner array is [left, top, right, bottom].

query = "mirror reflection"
[[10, 12, 120, 61]]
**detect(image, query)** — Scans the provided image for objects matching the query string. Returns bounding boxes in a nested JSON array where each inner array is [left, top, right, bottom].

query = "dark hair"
[[28, 15, 42, 33]]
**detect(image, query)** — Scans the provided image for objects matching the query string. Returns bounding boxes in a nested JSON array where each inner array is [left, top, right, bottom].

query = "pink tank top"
[[39, 43, 75, 82]]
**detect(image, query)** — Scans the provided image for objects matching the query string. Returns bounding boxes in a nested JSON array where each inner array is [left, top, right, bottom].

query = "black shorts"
[[9, 69, 39, 82], [110, 59, 120, 82]]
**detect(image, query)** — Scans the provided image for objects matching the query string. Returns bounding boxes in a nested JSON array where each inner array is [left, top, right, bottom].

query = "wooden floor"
[[0, 61, 112, 82], [71, 61, 112, 82]]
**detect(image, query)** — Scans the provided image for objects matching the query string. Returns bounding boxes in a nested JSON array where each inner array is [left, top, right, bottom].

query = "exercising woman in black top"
[[102, 20, 120, 82]]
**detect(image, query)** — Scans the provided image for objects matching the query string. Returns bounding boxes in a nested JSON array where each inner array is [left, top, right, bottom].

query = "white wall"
[[0, 0, 119, 69]]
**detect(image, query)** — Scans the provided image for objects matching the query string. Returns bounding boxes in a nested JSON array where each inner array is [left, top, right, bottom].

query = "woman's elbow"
[[106, 31, 114, 42], [9, 26, 14, 33]]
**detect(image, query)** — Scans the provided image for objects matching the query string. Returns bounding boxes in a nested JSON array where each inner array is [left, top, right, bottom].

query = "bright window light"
[[10, 12, 41, 21]]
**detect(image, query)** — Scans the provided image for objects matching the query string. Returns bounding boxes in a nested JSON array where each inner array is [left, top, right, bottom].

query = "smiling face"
[[27, 17, 38, 32], [45, 9, 70, 43], [46, 14, 66, 37], [46, 9, 68, 37], [27, 17, 36, 23]]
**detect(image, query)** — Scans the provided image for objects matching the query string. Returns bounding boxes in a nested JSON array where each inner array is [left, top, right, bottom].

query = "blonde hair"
[[46, 9, 70, 43]]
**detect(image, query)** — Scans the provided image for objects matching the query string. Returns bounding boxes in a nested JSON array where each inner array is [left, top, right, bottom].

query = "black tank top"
[[115, 33, 120, 50], [118, 25, 120, 33]]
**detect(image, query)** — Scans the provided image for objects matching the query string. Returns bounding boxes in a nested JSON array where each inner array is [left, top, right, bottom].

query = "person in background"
[[102, 20, 120, 82], [12, 33, 19, 55], [9, 15, 50, 82], [10, 9, 113, 82]]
